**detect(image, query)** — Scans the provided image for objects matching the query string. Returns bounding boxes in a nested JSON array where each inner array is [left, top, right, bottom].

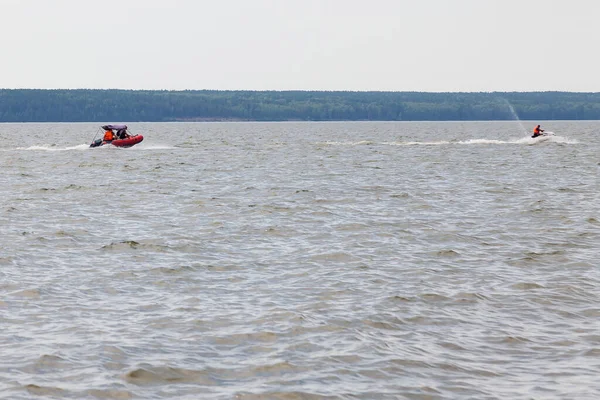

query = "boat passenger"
[[116, 129, 130, 139], [103, 129, 114, 141], [532, 125, 544, 138]]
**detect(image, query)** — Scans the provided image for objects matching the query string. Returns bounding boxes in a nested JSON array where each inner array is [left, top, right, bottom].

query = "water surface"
[[1, 121, 598, 399]]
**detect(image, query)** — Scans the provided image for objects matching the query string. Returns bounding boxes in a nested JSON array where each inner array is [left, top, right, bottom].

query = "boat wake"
[[138, 144, 175, 150], [14, 144, 90, 151], [10, 143, 173, 151], [322, 135, 578, 147]]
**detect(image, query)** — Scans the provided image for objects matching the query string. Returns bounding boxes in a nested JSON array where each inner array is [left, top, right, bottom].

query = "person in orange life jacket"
[[532, 125, 544, 138], [103, 129, 114, 141]]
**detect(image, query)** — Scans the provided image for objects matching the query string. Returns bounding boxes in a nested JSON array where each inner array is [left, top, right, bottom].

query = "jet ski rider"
[[532, 125, 544, 138]]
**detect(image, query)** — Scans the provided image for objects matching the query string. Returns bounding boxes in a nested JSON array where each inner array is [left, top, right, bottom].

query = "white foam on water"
[[16, 144, 90, 151], [12, 143, 176, 151], [338, 135, 580, 147], [136, 144, 176, 150], [459, 135, 578, 145], [458, 139, 507, 145], [380, 140, 450, 146], [511, 134, 579, 145], [546, 135, 578, 144], [320, 140, 375, 146]]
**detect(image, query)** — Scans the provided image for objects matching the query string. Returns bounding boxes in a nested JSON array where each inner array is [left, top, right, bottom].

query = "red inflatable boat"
[[90, 124, 144, 148]]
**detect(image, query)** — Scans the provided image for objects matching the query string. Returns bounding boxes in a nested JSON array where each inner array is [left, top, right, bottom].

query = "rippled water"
[[1, 121, 598, 399]]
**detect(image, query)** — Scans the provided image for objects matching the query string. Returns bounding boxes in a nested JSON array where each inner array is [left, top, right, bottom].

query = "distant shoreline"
[[1, 89, 600, 122]]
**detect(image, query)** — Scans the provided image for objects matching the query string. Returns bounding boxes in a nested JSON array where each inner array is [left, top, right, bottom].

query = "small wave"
[[363, 319, 404, 330], [85, 389, 134, 399], [124, 365, 216, 385], [390, 192, 411, 198], [235, 391, 336, 400], [23, 383, 132, 399], [211, 331, 279, 345], [8, 288, 41, 299], [453, 292, 490, 302], [510, 282, 545, 290], [101, 240, 177, 253], [419, 293, 452, 302], [149, 265, 198, 275], [18, 355, 71, 374], [390, 295, 413, 302], [101, 240, 142, 250], [25, 384, 68, 397], [435, 249, 461, 257], [500, 335, 534, 344]]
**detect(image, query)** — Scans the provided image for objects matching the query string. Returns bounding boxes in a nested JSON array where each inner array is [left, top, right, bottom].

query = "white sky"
[[1, 0, 598, 91]]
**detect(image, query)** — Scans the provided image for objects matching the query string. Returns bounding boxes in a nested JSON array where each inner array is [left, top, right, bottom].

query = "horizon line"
[[1, 88, 600, 94]]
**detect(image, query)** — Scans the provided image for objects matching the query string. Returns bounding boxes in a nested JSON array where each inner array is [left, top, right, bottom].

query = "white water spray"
[[500, 98, 528, 136]]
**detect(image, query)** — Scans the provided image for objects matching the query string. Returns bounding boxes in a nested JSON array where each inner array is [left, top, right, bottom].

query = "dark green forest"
[[1, 89, 600, 122]]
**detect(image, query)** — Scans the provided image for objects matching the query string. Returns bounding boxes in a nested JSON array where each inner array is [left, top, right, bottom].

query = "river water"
[[0, 121, 598, 399]]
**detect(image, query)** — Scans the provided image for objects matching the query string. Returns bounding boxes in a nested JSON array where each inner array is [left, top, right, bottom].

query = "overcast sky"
[[1, 0, 598, 92]]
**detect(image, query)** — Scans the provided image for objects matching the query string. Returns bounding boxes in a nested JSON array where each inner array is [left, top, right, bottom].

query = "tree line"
[[1, 89, 599, 122]]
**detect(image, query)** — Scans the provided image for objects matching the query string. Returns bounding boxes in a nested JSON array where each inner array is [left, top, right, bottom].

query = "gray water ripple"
[[1, 121, 599, 399]]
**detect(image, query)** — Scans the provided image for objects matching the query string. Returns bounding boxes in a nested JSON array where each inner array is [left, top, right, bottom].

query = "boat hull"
[[90, 135, 144, 148], [112, 135, 143, 147]]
